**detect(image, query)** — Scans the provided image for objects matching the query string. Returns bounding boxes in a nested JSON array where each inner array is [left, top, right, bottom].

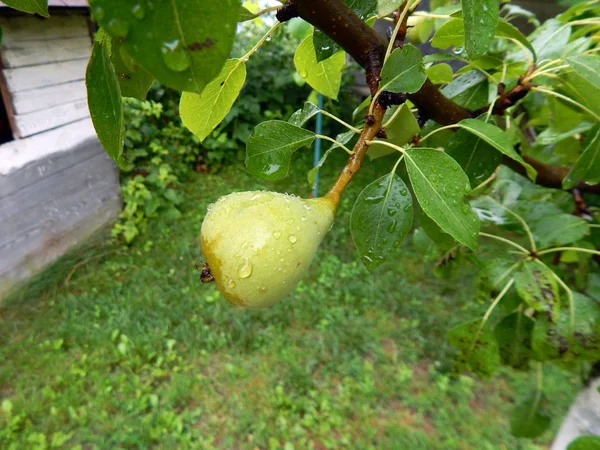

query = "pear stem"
[[325, 104, 386, 207]]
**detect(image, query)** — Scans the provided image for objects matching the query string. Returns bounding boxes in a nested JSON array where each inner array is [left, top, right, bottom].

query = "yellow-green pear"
[[406, 16, 433, 45], [200, 191, 336, 309]]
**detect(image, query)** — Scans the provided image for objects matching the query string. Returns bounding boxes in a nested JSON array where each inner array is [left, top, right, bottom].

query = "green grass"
[[0, 152, 581, 449]]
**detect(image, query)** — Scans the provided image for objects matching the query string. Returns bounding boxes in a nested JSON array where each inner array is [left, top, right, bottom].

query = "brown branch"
[[474, 67, 536, 117], [325, 104, 386, 206], [287, 0, 600, 195], [502, 156, 600, 194]]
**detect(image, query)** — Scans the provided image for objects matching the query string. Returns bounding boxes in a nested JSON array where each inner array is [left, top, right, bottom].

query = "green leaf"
[[369, 104, 420, 160], [110, 39, 154, 100], [246, 121, 315, 180], [1, 0, 48, 17], [494, 311, 534, 370], [461, 0, 498, 59], [563, 122, 600, 189], [510, 393, 551, 438], [180, 59, 246, 142], [294, 36, 345, 100], [86, 33, 128, 169], [378, 0, 402, 17], [431, 18, 464, 50], [432, 16, 536, 61], [308, 148, 334, 190], [289, 102, 321, 127], [351, 172, 413, 270], [89, 0, 239, 92], [530, 214, 589, 249], [425, 63, 454, 84], [568, 436, 600, 450], [308, 130, 357, 187], [312, 31, 339, 63], [239, 5, 257, 21], [529, 19, 571, 63], [404, 148, 480, 250], [532, 292, 600, 362], [379, 44, 427, 94], [419, 211, 456, 251], [495, 19, 536, 61], [457, 119, 537, 180], [448, 318, 500, 378], [513, 260, 559, 321], [446, 128, 502, 187], [442, 70, 489, 110]]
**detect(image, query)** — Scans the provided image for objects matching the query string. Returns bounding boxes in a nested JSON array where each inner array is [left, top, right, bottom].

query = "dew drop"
[[273, 231, 281, 239], [400, 188, 408, 196], [258, 287, 267, 294], [238, 258, 253, 278], [300, 70, 308, 77], [289, 235, 297, 244], [93, 6, 105, 20], [387, 220, 397, 233], [227, 279, 236, 288], [461, 204, 471, 213], [131, 4, 145, 19], [453, 46, 464, 55], [387, 207, 397, 216], [108, 18, 130, 37], [403, 204, 411, 212], [365, 195, 384, 204], [161, 40, 189, 72], [286, 218, 294, 225]]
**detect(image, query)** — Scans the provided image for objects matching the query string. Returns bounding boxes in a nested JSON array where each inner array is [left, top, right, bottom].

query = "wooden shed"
[[0, 1, 121, 299]]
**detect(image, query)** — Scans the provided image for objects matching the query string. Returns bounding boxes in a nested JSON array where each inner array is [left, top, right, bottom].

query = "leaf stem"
[[255, 5, 282, 16], [384, 0, 420, 61], [536, 247, 600, 257], [240, 22, 281, 62], [479, 232, 530, 254], [315, 134, 354, 154], [487, 198, 537, 253], [364, 139, 406, 154], [467, 278, 515, 359], [319, 110, 362, 133], [543, 262, 575, 330], [382, 104, 407, 128], [532, 87, 600, 122], [419, 124, 460, 143]]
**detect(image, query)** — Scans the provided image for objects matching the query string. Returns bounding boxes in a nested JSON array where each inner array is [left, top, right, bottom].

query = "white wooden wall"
[[0, 16, 91, 139]]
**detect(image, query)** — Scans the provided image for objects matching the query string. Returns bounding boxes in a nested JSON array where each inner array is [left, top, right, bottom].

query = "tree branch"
[[287, 0, 600, 195], [325, 104, 387, 206]]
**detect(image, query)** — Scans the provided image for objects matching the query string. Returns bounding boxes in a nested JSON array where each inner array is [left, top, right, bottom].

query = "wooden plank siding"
[[0, 16, 89, 43], [3, 58, 89, 93], [1, 36, 92, 68], [0, 15, 92, 138], [13, 98, 89, 138], [0, 135, 121, 299], [11, 80, 86, 115]]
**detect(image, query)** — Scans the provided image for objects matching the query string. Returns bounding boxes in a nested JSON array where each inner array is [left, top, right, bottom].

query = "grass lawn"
[[0, 152, 581, 449]]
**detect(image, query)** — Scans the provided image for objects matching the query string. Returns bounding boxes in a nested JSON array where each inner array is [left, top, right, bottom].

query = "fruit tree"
[[7, 0, 600, 444]]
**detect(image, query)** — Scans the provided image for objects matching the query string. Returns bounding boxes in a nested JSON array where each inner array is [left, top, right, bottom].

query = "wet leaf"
[[351, 172, 413, 270], [246, 121, 315, 180]]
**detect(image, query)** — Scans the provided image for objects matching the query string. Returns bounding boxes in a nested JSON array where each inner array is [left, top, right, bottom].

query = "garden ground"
[[0, 152, 581, 449]]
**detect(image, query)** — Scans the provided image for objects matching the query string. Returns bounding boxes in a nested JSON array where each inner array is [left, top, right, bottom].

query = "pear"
[[200, 191, 336, 309], [406, 16, 433, 45]]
